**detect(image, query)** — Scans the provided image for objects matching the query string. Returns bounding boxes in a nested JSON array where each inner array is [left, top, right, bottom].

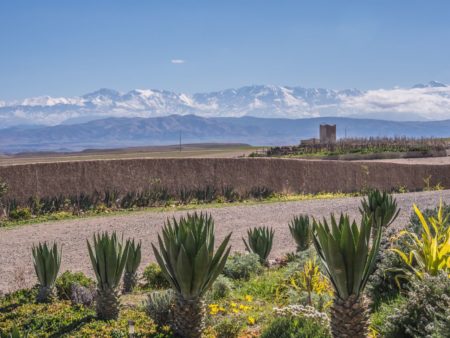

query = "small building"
[[319, 124, 336, 144], [300, 138, 319, 145]]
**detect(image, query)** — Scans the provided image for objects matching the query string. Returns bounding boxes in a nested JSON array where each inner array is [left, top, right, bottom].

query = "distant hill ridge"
[[1, 114, 450, 153], [1, 81, 450, 127]]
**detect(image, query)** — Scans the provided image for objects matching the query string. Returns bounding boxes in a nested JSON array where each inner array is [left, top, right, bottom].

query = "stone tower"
[[319, 124, 336, 144]]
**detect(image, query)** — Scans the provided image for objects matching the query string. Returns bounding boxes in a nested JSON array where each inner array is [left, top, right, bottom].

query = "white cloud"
[[340, 87, 450, 120], [171, 59, 185, 64]]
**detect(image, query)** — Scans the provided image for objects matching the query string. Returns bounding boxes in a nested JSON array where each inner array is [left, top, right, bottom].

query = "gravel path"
[[1, 190, 449, 293]]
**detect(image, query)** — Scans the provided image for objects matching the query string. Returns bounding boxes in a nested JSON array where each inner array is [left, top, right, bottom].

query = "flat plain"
[[0, 143, 258, 166]]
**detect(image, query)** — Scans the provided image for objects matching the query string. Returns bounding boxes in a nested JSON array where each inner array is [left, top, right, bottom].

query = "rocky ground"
[[1, 189, 449, 293]]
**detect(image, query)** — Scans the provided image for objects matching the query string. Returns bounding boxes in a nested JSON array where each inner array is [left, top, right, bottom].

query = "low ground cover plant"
[[55, 271, 95, 301], [143, 263, 171, 289]]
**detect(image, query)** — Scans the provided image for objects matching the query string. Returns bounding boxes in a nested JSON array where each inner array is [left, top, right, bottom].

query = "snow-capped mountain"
[[1, 81, 449, 128]]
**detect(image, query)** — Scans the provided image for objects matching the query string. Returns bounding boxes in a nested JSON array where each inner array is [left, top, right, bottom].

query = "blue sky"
[[1, 0, 450, 100]]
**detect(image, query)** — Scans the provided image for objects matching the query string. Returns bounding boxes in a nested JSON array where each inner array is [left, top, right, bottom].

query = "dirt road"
[[1, 189, 449, 293]]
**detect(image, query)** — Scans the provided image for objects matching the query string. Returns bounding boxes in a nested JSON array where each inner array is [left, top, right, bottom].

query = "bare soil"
[[0, 144, 257, 166], [1, 190, 449, 293]]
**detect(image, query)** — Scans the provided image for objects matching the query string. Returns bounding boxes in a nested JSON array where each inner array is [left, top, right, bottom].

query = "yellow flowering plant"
[[276, 258, 333, 309], [392, 203, 450, 283]]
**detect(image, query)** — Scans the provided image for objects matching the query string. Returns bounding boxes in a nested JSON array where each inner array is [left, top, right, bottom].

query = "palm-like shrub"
[[87, 232, 130, 320], [32, 242, 61, 303], [360, 189, 400, 229], [243, 226, 274, 264], [123, 239, 141, 293], [152, 212, 231, 338], [313, 214, 382, 338], [288, 215, 312, 252]]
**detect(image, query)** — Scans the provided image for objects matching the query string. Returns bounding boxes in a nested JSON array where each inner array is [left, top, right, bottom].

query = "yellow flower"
[[230, 302, 237, 307], [245, 295, 253, 302], [232, 308, 239, 314], [247, 316, 256, 325], [209, 304, 220, 315]]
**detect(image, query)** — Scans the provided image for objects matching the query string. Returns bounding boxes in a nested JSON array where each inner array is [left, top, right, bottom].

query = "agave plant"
[[123, 239, 141, 293], [243, 226, 274, 264], [359, 189, 400, 229], [392, 203, 450, 281], [152, 212, 231, 338], [288, 215, 312, 252], [32, 242, 61, 303], [313, 214, 382, 338], [87, 232, 130, 320]]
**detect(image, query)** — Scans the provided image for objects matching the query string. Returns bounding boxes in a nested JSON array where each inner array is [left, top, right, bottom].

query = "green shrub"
[[248, 186, 273, 200], [0, 178, 7, 214], [144, 290, 174, 327], [366, 230, 408, 308], [213, 318, 242, 338], [0, 178, 7, 198], [377, 272, 450, 337], [370, 296, 407, 338], [368, 200, 442, 307], [55, 271, 95, 301], [261, 315, 331, 338], [366, 222, 412, 309], [0, 325, 29, 338], [208, 275, 233, 300], [9, 207, 32, 220], [223, 253, 262, 280], [435, 307, 450, 338], [142, 263, 170, 289]]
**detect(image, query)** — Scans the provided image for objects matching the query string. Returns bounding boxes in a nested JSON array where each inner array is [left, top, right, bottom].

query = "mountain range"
[[1, 81, 450, 128], [1, 115, 450, 153]]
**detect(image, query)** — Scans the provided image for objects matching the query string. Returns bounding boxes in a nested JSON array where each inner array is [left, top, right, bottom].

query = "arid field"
[[1, 189, 448, 294], [0, 143, 257, 166]]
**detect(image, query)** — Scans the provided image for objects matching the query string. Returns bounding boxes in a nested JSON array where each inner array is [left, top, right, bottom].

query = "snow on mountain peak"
[[20, 96, 81, 107], [1, 82, 450, 127], [412, 81, 447, 89]]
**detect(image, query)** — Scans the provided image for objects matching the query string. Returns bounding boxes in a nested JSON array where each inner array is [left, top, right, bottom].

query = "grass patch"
[[0, 191, 360, 228]]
